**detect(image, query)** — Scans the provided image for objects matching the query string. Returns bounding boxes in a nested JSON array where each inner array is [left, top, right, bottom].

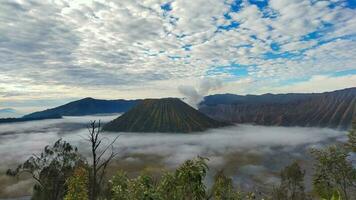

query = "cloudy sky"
[[0, 0, 356, 113]]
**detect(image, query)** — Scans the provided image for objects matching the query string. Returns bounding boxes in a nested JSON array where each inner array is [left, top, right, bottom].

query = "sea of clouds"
[[0, 115, 348, 197], [0, 115, 346, 169]]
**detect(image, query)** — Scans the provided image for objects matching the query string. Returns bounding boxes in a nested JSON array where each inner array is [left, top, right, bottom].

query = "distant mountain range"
[[103, 98, 228, 133], [23, 97, 141, 119], [0, 108, 22, 118], [199, 87, 356, 129], [0, 114, 62, 124], [17, 87, 356, 129]]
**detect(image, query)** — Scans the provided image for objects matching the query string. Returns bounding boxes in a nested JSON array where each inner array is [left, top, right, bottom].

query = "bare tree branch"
[[87, 120, 120, 200]]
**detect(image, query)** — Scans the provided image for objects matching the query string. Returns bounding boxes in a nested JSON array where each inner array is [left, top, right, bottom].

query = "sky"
[[0, 0, 356, 113]]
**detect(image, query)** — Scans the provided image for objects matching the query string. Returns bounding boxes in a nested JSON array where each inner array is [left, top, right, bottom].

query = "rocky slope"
[[199, 88, 356, 129], [103, 98, 229, 133]]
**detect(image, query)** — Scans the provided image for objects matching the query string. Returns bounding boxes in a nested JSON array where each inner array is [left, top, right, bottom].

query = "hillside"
[[23, 98, 141, 118], [199, 88, 356, 129], [103, 98, 229, 133]]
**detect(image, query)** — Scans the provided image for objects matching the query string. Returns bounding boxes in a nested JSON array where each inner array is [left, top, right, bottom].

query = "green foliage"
[[8, 120, 356, 200], [322, 190, 342, 200], [271, 161, 307, 200], [346, 119, 356, 152], [110, 170, 130, 200], [281, 161, 306, 200], [156, 172, 181, 200], [128, 173, 160, 200], [110, 157, 209, 200], [174, 156, 209, 200], [271, 185, 287, 200], [64, 166, 89, 200], [111, 170, 160, 200], [209, 172, 260, 200], [6, 139, 84, 200], [311, 145, 356, 200], [210, 171, 237, 200]]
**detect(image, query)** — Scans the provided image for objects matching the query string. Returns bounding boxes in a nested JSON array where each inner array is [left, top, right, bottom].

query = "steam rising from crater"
[[178, 78, 222, 108]]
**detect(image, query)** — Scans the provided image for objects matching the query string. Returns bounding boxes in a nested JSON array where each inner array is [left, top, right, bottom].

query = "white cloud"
[[0, 116, 345, 169], [260, 74, 356, 94], [0, 0, 355, 107]]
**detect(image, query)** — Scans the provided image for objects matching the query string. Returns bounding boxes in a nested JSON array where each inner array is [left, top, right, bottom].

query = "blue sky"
[[0, 0, 355, 113]]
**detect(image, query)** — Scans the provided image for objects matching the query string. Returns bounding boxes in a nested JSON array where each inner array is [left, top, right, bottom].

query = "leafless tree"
[[87, 120, 119, 200]]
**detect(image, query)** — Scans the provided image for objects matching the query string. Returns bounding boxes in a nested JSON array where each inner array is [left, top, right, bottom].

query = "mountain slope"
[[23, 98, 141, 118], [199, 88, 356, 129], [0, 114, 62, 124], [103, 98, 229, 133]]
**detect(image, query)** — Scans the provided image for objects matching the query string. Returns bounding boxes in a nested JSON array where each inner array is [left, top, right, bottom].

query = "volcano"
[[103, 98, 229, 133]]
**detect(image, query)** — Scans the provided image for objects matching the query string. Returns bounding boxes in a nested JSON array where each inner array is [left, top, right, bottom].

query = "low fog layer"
[[0, 115, 118, 135], [0, 115, 348, 197], [0, 115, 346, 169]]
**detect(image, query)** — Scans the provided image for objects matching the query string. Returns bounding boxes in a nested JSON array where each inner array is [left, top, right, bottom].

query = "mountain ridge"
[[103, 98, 229, 133], [23, 98, 141, 119], [199, 87, 356, 129], [22, 87, 356, 129]]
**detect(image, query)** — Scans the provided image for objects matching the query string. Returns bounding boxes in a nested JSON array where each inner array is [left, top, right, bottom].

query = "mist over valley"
[[0, 115, 348, 198]]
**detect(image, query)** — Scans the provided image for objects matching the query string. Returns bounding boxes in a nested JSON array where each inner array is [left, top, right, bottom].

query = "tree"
[[311, 145, 356, 200], [322, 190, 342, 200], [87, 121, 119, 200], [64, 166, 89, 200], [271, 185, 287, 200], [346, 119, 356, 152], [110, 156, 209, 200], [280, 161, 306, 200], [111, 170, 159, 200], [210, 171, 236, 200], [271, 161, 307, 200], [110, 170, 130, 200], [174, 156, 209, 200], [6, 139, 83, 200], [157, 172, 180, 200], [128, 172, 160, 200]]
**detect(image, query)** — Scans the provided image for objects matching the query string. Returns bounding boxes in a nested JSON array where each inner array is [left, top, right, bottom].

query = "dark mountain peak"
[[82, 97, 95, 101], [141, 97, 183, 105], [103, 98, 229, 133], [23, 98, 141, 118]]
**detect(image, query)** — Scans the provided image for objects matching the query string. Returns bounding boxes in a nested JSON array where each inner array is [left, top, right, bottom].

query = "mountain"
[[0, 108, 22, 118], [0, 114, 62, 124], [199, 88, 356, 129], [21, 88, 356, 129], [23, 98, 141, 118], [103, 98, 229, 133]]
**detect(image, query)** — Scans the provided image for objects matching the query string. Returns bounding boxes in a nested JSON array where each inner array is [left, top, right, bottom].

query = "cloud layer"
[[0, 115, 347, 197], [0, 115, 345, 168], [0, 0, 355, 111]]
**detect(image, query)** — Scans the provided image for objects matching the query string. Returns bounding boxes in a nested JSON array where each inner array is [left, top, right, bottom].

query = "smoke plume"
[[178, 78, 222, 108]]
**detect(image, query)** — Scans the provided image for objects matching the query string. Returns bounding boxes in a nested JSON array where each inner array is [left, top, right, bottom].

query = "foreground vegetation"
[[7, 121, 356, 200]]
